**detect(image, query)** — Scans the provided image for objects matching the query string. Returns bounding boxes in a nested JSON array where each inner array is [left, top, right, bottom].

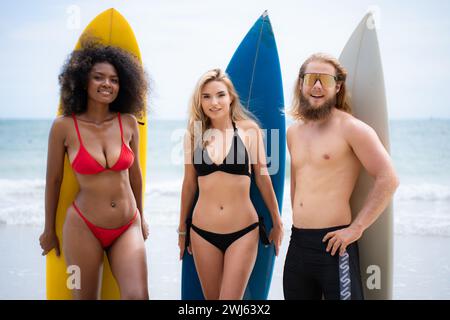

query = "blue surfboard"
[[181, 10, 285, 300]]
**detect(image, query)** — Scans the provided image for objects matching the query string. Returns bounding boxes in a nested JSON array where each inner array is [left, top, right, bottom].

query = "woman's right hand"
[[39, 229, 60, 256], [178, 230, 191, 260]]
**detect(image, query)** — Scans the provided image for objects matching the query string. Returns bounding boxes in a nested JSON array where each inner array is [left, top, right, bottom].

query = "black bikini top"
[[193, 122, 251, 177]]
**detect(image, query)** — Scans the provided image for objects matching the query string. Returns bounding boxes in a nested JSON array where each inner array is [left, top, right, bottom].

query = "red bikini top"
[[70, 113, 135, 175]]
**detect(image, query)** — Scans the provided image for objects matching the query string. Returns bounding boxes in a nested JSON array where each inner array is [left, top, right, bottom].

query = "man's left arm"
[[324, 118, 399, 256]]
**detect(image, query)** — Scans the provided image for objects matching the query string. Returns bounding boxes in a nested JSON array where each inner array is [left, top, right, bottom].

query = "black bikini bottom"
[[185, 216, 270, 253]]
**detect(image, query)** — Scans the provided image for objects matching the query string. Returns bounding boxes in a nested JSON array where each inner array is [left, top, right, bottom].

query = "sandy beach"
[[1, 222, 449, 300]]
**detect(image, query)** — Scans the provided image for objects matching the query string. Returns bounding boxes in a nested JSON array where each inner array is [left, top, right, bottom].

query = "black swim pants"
[[283, 225, 364, 300]]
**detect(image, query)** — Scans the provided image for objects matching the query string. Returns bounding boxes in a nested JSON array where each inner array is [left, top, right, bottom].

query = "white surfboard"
[[339, 12, 393, 300]]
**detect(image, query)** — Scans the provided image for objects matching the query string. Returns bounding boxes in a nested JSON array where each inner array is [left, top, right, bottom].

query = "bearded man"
[[283, 53, 399, 300]]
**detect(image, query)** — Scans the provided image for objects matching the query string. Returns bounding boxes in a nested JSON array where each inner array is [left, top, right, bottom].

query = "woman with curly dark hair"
[[39, 41, 149, 299]]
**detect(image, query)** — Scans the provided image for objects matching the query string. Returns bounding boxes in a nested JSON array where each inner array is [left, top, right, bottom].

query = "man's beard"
[[299, 91, 336, 121]]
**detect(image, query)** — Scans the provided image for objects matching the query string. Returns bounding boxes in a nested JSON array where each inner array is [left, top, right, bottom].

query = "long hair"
[[187, 68, 254, 149], [290, 53, 351, 120]]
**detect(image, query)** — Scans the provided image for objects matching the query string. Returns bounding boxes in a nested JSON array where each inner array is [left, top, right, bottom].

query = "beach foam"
[[1, 178, 449, 237]]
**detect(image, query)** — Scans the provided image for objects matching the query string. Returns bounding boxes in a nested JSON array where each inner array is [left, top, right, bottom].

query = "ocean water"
[[0, 118, 450, 238]]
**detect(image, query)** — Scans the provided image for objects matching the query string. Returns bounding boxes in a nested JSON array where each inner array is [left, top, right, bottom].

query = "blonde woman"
[[178, 69, 283, 300]]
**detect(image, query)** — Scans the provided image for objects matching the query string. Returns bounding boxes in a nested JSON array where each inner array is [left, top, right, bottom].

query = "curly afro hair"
[[59, 39, 148, 117]]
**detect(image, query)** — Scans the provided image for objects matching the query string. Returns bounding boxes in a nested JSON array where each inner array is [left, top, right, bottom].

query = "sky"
[[0, 0, 449, 120]]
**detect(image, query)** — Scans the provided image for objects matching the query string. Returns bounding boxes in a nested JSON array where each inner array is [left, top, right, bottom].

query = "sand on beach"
[[1, 223, 449, 300]]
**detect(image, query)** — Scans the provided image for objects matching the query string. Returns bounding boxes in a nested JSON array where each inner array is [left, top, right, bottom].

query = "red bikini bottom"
[[72, 202, 138, 249]]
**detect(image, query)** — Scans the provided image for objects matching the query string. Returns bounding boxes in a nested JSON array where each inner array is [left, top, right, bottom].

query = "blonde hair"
[[187, 68, 254, 149], [290, 53, 351, 120]]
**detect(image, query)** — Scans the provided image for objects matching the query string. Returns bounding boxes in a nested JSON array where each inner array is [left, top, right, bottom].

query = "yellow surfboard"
[[46, 8, 147, 300]]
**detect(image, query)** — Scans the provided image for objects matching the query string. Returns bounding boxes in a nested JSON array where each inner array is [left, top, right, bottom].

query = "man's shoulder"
[[287, 120, 306, 146], [336, 110, 377, 140], [287, 120, 306, 133]]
